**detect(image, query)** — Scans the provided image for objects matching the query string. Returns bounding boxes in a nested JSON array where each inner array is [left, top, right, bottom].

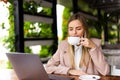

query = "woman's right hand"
[[68, 69, 87, 76]]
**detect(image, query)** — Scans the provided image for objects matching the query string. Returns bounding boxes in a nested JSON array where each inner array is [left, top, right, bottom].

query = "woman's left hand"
[[80, 37, 96, 49]]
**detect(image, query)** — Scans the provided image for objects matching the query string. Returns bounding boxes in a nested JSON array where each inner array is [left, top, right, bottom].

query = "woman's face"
[[68, 19, 85, 37]]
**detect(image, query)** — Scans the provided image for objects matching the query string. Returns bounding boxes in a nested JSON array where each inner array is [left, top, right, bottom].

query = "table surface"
[[0, 69, 120, 80]]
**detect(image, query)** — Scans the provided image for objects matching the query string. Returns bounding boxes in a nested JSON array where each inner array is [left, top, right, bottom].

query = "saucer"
[[79, 75, 100, 80]]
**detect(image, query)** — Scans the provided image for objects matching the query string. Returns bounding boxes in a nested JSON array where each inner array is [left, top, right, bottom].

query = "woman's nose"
[[73, 30, 77, 34]]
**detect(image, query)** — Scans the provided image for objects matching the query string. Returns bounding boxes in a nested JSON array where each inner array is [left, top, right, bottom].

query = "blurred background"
[[0, 0, 120, 73]]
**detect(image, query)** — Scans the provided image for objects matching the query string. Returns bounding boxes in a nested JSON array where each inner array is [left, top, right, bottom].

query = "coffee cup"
[[68, 37, 80, 45]]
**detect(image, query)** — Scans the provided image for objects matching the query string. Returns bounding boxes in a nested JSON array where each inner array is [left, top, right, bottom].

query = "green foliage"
[[1, 23, 5, 29], [23, 1, 52, 15], [3, 3, 32, 52], [40, 7, 52, 16], [39, 24, 53, 38], [87, 19, 102, 38], [24, 47, 32, 53], [23, 1, 53, 56], [23, 1, 37, 14], [24, 22, 53, 38], [3, 4, 15, 52], [6, 61, 12, 69], [78, 0, 97, 16], [2, 1, 54, 58], [88, 27, 100, 38], [62, 8, 71, 40], [39, 45, 52, 58]]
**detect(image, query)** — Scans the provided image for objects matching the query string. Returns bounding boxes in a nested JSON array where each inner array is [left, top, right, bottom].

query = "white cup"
[[68, 37, 80, 45]]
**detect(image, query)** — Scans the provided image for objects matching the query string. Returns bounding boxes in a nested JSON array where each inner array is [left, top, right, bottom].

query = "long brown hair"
[[68, 12, 91, 68]]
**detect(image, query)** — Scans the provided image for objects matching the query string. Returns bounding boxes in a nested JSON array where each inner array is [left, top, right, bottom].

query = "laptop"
[[6, 52, 74, 80]]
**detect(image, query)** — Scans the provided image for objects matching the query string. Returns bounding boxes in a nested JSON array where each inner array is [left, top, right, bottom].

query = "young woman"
[[45, 12, 110, 76]]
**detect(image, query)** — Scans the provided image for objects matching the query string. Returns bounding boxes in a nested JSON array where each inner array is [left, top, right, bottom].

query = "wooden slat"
[[24, 14, 53, 24], [41, 0, 52, 8], [24, 40, 53, 46]]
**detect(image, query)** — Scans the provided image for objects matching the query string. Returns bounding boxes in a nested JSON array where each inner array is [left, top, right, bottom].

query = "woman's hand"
[[68, 69, 87, 76], [80, 38, 96, 49]]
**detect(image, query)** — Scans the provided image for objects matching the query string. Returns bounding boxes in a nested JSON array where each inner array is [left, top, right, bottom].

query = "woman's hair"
[[68, 12, 91, 69]]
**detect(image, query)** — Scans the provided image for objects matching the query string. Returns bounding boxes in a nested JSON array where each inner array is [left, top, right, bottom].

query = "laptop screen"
[[6, 52, 49, 80]]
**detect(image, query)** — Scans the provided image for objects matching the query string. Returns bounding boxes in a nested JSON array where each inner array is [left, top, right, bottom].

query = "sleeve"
[[45, 41, 71, 75], [89, 39, 110, 75]]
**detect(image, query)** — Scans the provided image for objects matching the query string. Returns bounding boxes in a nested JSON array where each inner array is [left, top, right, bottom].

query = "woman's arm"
[[45, 41, 71, 75], [89, 39, 110, 75], [68, 69, 87, 76]]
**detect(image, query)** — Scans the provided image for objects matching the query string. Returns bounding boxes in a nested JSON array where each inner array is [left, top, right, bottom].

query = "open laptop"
[[6, 52, 74, 80]]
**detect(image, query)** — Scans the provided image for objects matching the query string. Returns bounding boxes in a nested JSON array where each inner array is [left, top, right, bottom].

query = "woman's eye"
[[77, 28, 81, 30], [69, 28, 73, 31]]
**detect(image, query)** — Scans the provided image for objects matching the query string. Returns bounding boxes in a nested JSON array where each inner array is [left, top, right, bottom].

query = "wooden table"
[[100, 75, 120, 80], [72, 75, 120, 80], [0, 69, 120, 80]]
